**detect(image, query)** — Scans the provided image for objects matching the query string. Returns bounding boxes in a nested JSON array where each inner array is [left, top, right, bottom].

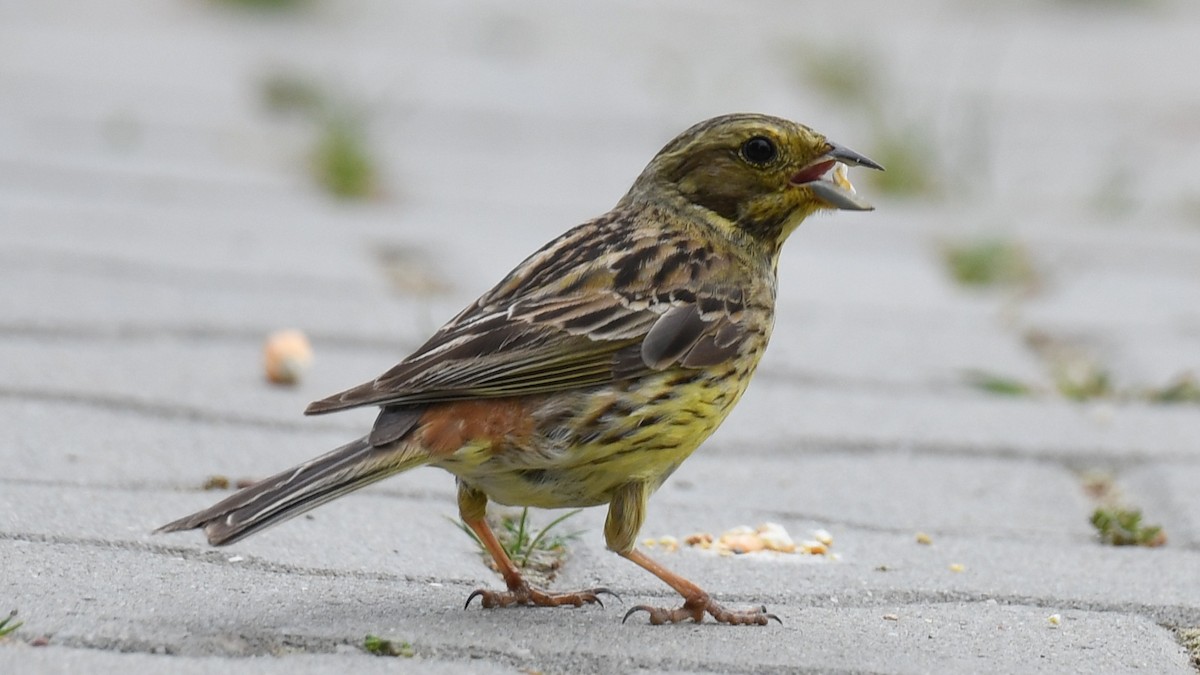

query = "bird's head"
[[625, 113, 883, 249]]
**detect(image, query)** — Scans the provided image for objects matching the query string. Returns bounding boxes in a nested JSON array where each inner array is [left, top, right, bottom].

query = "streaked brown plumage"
[[158, 113, 880, 625]]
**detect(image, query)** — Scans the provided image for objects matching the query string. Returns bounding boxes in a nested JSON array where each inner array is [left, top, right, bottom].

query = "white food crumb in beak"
[[832, 162, 856, 194]]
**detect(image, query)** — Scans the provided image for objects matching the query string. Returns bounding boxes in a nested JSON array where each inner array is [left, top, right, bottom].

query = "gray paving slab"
[[3, 0, 1200, 672], [3, 541, 1194, 674], [1123, 462, 1200, 550], [716, 381, 1200, 462], [6, 473, 1200, 625], [0, 647, 515, 675], [0, 398, 367, 485], [656, 453, 1095, 539]]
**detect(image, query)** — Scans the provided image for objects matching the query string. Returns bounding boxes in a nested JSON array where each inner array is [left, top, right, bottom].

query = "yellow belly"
[[434, 366, 754, 509]]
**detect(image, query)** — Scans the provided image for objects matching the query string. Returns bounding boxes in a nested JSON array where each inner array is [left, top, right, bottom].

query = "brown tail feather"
[[156, 436, 428, 546]]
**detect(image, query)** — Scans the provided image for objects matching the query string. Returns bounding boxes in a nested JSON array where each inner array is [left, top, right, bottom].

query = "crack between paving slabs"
[[0, 320, 405, 351], [0, 387, 352, 433], [0, 531, 466, 588]]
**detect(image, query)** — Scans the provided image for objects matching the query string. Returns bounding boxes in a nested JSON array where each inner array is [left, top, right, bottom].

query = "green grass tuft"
[[212, 0, 308, 11], [1178, 628, 1200, 670], [942, 239, 1037, 289], [259, 74, 380, 200], [363, 634, 414, 657], [1054, 362, 1112, 402], [313, 115, 376, 200], [1090, 507, 1166, 547], [0, 610, 22, 638], [797, 47, 879, 106], [868, 125, 936, 197], [964, 370, 1034, 397], [452, 507, 584, 583], [1146, 373, 1200, 404]]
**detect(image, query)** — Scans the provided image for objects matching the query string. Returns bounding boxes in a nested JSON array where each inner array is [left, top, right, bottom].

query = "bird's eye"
[[740, 136, 777, 166]]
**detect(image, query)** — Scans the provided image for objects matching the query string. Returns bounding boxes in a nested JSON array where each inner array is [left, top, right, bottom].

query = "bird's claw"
[[622, 598, 780, 626], [464, 584, 614, 610]]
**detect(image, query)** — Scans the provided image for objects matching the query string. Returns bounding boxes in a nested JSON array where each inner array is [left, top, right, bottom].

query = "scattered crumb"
[[799, 540, 827, 555], [883, 613, 899, 621], [30, 636, 50, 647], [948, 563, 966, 573], [264, 329, 314, 385], [758, 523, 797, 553], [1047, 613, 1062, 627], [655, 523, 835, 557], [201, 475, 230, 490], [915, 532, 933, 545], [720, 526, 764, 554], [235, 477, 259, 489]]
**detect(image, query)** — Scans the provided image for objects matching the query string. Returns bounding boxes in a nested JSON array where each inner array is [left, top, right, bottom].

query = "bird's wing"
[[305, 213, 752, 416]]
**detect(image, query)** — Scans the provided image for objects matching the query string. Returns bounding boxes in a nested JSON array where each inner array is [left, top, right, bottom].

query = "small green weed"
[[1090, 507, 1166, 547], [942, 239, 1037, 289], [795, 46, 879, 106], [1021, 331, 1198, 405], [259, 74, 379, 200], [868, 124, 936, 197], [314, 115, 376, 199], [1024, 331, 1111, 401], [1080, 470, 1167, 548], [453, 507, 583, 583], [363, 634, 414, 657], [201, 475, 231, 490], [1053, 361, 1112, 402], [0, 610, 22, 638], [1145, 373, 1200, 404], [963, 370, 1034, 397], [1178, 628, 1200, 670]]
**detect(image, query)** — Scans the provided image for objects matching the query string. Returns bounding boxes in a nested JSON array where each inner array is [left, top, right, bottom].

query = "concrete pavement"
[[2, 0, 1199, 672]]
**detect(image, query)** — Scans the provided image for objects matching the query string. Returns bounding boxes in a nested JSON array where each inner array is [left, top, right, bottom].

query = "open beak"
[[789, 142, 884, 212]]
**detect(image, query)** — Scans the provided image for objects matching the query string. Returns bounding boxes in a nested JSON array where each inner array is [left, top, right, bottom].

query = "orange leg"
[[606, 482, 778, 626], [459, 484, 612, 609], [618, 549, 778, 626]]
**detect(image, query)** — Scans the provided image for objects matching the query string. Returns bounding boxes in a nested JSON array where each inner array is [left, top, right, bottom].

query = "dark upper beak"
[[826, 142, 884, 171], [793, 141, 884, 212]]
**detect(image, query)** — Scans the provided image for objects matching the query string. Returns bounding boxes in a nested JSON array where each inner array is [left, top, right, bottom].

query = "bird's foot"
[[623, 594, 780, 626], [464, 582, 616, 609]]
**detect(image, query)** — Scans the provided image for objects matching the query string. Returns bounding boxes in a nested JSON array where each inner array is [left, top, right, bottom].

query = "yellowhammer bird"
[[158, 113, 881, 625]]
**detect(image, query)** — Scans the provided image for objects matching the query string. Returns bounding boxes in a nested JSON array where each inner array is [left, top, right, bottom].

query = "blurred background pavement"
[[2, 1, 1199, 673]]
